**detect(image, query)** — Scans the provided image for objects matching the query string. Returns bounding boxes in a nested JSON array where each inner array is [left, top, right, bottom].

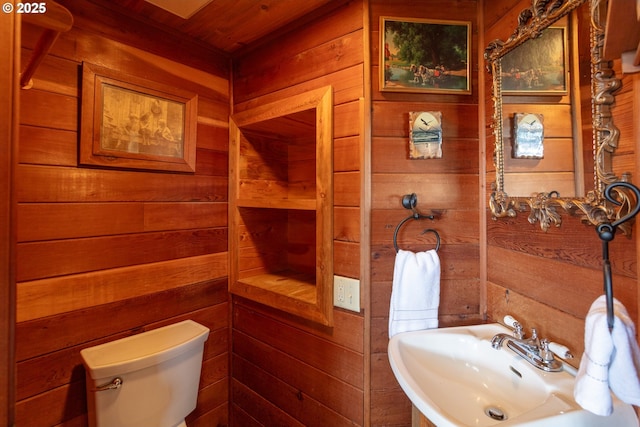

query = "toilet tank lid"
[[80, 320, 210, 380]]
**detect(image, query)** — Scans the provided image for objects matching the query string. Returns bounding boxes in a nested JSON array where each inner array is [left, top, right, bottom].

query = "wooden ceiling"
[[88, 0, 343, 54]]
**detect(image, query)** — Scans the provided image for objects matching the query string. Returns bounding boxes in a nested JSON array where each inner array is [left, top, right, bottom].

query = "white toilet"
[[80, 320, 210, 427]]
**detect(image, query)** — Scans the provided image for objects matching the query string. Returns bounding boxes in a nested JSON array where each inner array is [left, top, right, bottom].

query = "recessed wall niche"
[[229, 86, 334, 326]]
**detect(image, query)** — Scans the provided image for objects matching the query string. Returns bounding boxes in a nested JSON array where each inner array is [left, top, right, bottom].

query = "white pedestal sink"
[[388, 323, 638, 426]]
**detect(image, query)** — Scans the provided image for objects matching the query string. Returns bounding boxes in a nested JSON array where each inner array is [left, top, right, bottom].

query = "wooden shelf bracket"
[[20, 1, 73, 89]]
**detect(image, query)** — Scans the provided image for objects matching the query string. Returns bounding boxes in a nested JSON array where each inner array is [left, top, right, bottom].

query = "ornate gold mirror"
[[485, 0, 633, 233]]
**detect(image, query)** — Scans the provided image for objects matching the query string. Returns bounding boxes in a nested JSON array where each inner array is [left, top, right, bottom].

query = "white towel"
[[574, 295, 640, 416], [388, 249, 440, 338]]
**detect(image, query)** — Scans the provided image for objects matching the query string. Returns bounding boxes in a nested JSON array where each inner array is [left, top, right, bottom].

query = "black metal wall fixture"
[[596, 182, 640, 331]]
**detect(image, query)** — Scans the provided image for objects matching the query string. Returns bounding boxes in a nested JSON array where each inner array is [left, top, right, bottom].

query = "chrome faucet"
[[491, 316, 573, 372]]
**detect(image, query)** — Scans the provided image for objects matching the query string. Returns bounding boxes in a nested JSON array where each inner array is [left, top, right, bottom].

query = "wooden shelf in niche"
[[229, 86, 333, 326], [236, 198, 316, 210]]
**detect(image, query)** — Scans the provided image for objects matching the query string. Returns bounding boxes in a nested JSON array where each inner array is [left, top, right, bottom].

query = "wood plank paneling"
[[15, 2, 232, 425], [190, 405, 229, 427], [370, 354, 412, 427], [17, 230, 227, 281], [235, 302, 363, 387], [19, 47, 79, 96], [18, 203, 142, 241], [1, 9, 17, 426], [232, 356, 358, 427], [16, 381, 87, 427], [372, 102, 479, 139], [13, 3, 636, 427], [144, 202, 228, 230], [488, 215, 635, 277], [55, 1, 230, 78], [233, 329, 363, 423], [17, 253, 228, 321], [334, 240, 361, 279], [19, 125, 77, 167], [488, 245, 637, 318], [187, 379, 229, 426], [20, 31, 228, 106], [17, 279, 228, 361], [235, 297, 364, 353], [20, 89, 77, 131], [233, 1, 364, 103], [369, 1, 481, 425], [231, 1, 366, 425], [234, 30, 363, 100], [334, 206, 360, 242], [335, 101, 362, 138], [234, 65, 364, 114], [372, 209, 480, 246], [16, 165, 227, 203], [232, 379, 304, 427], [372, 174, 479, 211], [334, 171, 361, 207], [17, 202, 227, 242], [373, 137, 479, 174], [335, 136, 361, 172]]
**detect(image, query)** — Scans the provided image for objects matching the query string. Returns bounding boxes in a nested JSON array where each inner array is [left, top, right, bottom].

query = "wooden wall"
[[369, 1, 482, 425], [10, 2, 639, 427], [14, 1, 231, 425], [484, 0, 638, 366], [230, 1, 366, 425], [1, 7, 18, 427]]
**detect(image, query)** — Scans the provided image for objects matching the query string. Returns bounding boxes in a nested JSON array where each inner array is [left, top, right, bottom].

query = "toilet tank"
[[81, 320, 210, 427]]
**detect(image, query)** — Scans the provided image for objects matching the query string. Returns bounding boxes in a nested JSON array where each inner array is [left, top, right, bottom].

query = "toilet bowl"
[[80, 320, 209, 427]]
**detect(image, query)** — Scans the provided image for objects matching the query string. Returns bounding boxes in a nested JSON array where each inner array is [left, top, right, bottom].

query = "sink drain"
[[484, 406, 507, 421]]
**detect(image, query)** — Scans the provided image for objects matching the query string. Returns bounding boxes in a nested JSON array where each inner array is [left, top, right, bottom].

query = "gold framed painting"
[[381, 17, 471, 94], [501, 27, 569, 95]]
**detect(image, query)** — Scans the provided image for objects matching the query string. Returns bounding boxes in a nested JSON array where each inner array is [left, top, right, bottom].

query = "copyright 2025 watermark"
[[3, 2, 47, 13]]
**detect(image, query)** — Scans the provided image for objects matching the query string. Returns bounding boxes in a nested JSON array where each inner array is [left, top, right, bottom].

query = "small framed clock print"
[[513, 113, 544, 159], [409, 111, 442, 159]]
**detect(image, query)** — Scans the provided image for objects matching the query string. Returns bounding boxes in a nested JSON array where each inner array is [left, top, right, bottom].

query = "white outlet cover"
[[333, 275, 360, 312]]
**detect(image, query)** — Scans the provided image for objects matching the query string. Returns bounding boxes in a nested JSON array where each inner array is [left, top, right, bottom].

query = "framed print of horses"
[[380, 17, 471, 94], [500, 27, 568, 95]]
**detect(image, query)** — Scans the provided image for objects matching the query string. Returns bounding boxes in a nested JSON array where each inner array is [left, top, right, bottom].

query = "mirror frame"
[[485, 0, 632, 233]]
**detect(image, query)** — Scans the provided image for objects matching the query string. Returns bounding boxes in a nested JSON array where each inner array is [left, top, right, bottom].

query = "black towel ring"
[[393, 214, 440, 253], [393, 194, 441, 253]]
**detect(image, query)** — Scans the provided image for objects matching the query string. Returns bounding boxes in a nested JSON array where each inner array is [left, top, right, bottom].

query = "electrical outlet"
[[333, 275, 360, 312]]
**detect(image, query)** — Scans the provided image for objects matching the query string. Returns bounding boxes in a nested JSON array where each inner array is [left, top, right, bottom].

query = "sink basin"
[[388, 323, 638, 426]]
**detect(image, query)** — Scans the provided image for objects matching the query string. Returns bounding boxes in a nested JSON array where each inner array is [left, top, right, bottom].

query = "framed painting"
[[381, 17, 471, 94], [80, 62, 198, 173], [501, 27, 568, 95]]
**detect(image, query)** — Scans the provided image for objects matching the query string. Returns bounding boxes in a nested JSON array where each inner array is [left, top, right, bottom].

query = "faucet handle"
[[504, 315, 524, 339], [540, 339, 555, 362], [549, 342, 574, 360], [512, 322, 524, 339], [503, 315, 519, 328]]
